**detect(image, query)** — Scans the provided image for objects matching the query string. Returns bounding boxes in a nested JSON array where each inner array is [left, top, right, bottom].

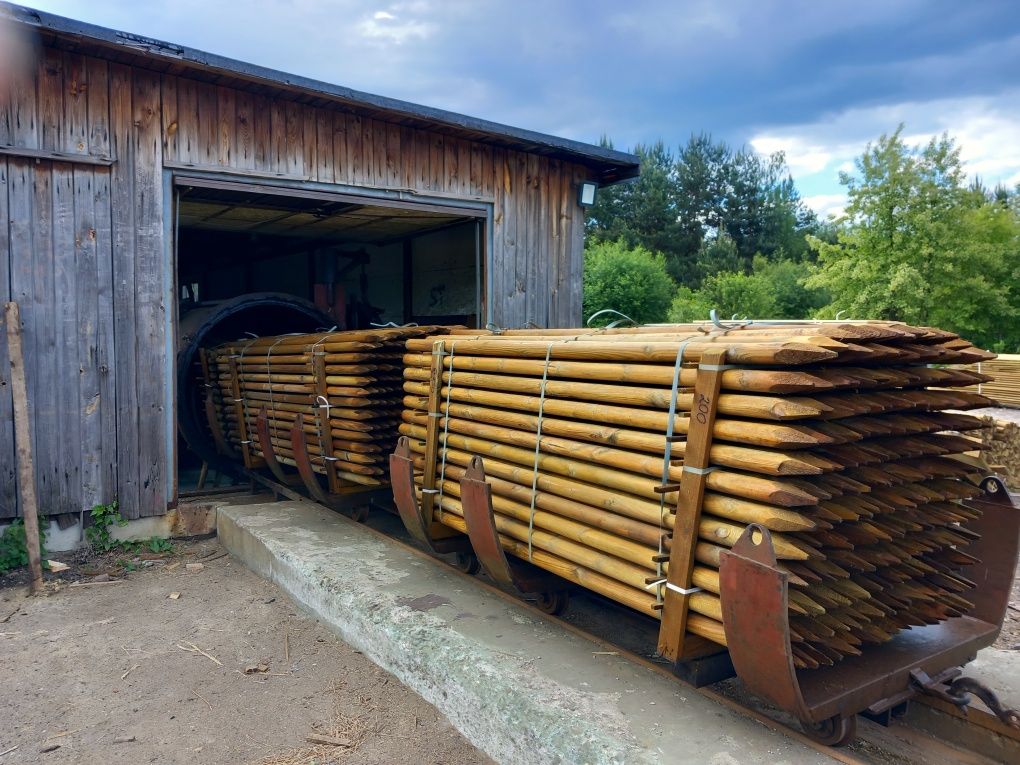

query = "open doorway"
[[172, 176, 486, 494]]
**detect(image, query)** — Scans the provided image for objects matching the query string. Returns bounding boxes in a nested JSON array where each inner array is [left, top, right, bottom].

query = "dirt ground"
[[0, 539, 491, 765]]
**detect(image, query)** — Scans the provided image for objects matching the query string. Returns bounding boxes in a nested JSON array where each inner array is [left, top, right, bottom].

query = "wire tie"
[[655, 338, 693, 604], [436, 343, 455, 519]]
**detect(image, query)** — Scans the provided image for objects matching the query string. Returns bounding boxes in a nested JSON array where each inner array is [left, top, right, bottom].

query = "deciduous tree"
[[807, 127, 1020, 349]]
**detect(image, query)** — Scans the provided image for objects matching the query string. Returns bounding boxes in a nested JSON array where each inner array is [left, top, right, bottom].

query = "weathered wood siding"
[[0, 46, 591, 520], [157, 72, 590, 327]]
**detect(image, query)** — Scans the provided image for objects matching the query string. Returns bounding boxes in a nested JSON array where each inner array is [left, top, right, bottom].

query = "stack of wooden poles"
[[398, 322, 996, 669], [205, 327, 448, 487], [958, 354, 1020, 408]]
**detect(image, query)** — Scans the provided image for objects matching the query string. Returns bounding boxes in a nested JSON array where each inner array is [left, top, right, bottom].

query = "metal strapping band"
[[527, 343, 554, 561], [644, 579, 702, 596], [236, 337, 261, 453], [420, 488, 439, 495], [310, 333, 336, 473], [586, 308, 637, 328], [436, 343, 455, 519], [314, 395, 334, 468], [656, 338, 693, 605], [665, 583, 702, 596], [264, 336, 292, 416], [683, 466, 717, 476], [309, 333, 332, 356], [698, 364, 736, 371]]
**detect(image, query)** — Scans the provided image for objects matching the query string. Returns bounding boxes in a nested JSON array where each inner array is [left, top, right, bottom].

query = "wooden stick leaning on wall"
[[4, 302, 44, 595]]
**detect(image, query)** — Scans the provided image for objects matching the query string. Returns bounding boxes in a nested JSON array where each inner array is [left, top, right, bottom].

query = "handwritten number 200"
[[695, 394, 711, 424]]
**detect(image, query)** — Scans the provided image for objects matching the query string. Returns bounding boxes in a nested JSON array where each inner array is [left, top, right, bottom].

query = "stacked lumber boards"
[[979, 416, 1020, 490], [961, 354, 1020, 408], [399, 321, 997, 669], [205, 327, 450, 487]]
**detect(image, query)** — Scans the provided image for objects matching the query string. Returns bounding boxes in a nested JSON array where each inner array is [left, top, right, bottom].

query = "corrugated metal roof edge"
[[2, 2, 641, 183]]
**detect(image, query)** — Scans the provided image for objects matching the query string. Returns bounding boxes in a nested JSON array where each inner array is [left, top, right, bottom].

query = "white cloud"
[[803, 194, 846, 220], [357, 5, 436, 45], [750, 135, 850, 176], [751, 91, 1020, 215]]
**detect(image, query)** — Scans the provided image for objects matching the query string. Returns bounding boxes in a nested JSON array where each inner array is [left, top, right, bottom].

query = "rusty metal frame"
[[719, 476, 1020, 743], [198, 347, 236, 460], [390, 436, 474, 556], [285, 413, 382, 519], [289, 413, 334, 506], [255, 407, 291, 485], [203, 386, 234, 459], [459, 456, 569, 614]]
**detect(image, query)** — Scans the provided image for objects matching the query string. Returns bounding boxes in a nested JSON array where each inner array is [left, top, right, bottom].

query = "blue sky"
[[26, 0, 1020, 217]]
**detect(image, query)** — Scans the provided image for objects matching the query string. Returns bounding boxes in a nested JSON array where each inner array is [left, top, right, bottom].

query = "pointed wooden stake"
[[5, 302, 43, 595]]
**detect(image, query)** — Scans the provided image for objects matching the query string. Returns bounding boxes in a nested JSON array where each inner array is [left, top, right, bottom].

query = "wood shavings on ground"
[[257, 679, 372, 765]]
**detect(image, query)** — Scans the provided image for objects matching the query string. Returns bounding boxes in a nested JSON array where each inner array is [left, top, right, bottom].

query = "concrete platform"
[[217, 500, 834, 765]]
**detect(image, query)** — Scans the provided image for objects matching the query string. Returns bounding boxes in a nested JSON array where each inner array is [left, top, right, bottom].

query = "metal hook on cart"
[[910, 670, 1020, 729]]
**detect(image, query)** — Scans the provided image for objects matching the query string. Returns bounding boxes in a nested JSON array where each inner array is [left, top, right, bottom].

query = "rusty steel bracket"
[[289, 413, 333, 506], [255, 407, 291, 485], [459, 456, 569, 615], [287, 414, 377, 521], [203, 388, 236, 459], [720, 476, 1020, 747], [389, 437, 478, 572]]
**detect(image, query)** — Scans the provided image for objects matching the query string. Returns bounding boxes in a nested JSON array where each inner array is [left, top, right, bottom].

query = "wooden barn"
[[0, 3, 639, 524]]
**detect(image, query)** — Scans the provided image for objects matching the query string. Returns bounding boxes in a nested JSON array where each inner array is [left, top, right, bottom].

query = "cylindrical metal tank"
[[177, 292, 332, 470]]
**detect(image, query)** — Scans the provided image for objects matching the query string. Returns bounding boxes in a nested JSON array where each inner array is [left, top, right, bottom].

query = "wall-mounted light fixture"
[[577, 181, 598, 207]]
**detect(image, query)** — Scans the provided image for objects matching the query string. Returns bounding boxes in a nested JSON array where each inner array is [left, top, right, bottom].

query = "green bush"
[[666, 286, 714, 323], [666, 255, 827, 323], [0, 520, 47, 574], [582, 240, 676, 325]]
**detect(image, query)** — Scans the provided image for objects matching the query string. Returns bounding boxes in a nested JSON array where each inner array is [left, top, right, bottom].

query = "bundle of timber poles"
[[204, 326, 450, 487], [399, 321, 997, 670], [957, 354, 1020, 408]]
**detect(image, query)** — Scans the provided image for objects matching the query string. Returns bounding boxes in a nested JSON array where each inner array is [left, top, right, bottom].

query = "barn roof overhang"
[[0, 2, 641, 184]]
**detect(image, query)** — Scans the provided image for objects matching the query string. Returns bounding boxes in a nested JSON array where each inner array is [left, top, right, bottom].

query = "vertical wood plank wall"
[[0, 47, 593, 520]]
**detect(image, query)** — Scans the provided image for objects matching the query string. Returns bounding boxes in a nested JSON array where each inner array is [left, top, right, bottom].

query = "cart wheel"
[[453, 552, 480, 575], [804, 714, 857, 747], [350, 505, 370, 523], [534, 591, 569, 615]]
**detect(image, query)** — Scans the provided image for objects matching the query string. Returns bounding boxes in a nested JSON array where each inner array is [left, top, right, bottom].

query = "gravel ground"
[[0, 539, 490, 765]]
